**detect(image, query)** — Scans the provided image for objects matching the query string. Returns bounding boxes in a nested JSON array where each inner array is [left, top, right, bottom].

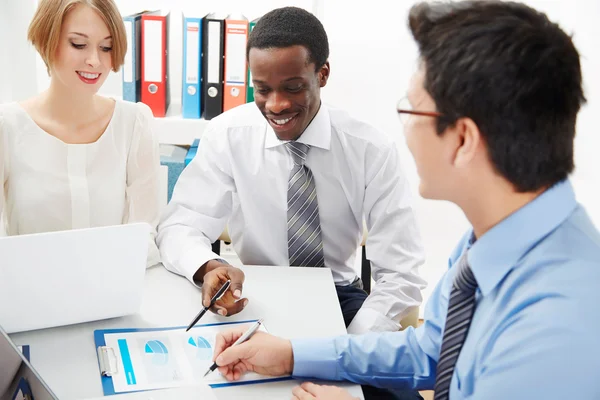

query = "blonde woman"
[[0, 0, 160, 266]]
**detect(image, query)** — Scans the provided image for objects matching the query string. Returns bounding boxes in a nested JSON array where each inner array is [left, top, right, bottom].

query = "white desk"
[[10, 265, 364, 399]]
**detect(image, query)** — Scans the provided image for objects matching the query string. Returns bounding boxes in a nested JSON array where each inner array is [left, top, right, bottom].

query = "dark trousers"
[[336, 280, 423, 400]]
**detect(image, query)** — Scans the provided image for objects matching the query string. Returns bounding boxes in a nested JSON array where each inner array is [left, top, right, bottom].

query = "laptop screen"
[[0, 326, 57, 400]]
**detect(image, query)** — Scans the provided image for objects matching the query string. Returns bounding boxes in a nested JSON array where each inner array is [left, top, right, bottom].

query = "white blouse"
[[0, 99, 161, 267]]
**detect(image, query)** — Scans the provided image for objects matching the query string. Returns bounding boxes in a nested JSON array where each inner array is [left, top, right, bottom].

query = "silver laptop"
[[0, 325, 57, 400], [0, 224, 149, 333], [0, 325, 216, 400]]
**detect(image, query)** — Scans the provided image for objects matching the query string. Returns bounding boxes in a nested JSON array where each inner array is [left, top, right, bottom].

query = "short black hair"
[[247, 7, 329, 71], [408, 1, 586, 192]]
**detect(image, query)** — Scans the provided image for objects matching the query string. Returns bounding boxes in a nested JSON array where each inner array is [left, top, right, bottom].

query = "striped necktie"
[[285, 142, 325, 268], [434, 253, 479, 400]]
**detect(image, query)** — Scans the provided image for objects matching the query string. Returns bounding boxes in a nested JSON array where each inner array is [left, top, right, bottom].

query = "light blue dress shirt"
[[292, 180, 600, 399]]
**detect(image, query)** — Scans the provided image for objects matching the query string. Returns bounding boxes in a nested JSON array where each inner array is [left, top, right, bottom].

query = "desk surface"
[[10, 265, 363, 399]]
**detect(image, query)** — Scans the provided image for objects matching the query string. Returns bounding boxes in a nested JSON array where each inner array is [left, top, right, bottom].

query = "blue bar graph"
[[118, 339, 137, 385]]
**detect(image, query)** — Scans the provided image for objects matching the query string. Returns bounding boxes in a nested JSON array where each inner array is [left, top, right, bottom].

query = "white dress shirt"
[[0, 100, 161, 267], [157, 102, 426, 333]]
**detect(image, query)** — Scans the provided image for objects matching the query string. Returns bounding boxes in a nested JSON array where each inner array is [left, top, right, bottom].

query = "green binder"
[[246, 18, 260, 103]]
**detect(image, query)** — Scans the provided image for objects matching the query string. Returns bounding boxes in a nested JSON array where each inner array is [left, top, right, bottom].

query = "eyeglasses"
[[397, 97, 443, 125]]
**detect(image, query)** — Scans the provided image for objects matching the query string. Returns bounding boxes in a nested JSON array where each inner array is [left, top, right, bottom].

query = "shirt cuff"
[[178, 246, 221, 287], [291, 337, 339, 381], [346, 307, 401, 335]]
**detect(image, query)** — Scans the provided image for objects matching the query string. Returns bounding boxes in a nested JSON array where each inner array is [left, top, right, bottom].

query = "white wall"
[[0, 0, 9, 103], [320, 0, 600, 310], [0, 0, 39, 102]]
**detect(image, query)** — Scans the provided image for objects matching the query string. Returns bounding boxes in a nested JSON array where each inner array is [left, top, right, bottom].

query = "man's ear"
[[318, 61, 330, 87], [453, 117, 482, 168]]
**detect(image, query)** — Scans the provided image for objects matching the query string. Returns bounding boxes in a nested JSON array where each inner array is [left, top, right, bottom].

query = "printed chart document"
[[94, 320, 290, 395]]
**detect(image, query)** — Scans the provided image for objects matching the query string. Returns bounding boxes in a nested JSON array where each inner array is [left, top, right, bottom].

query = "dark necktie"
[[285, 142, 325, 267], [434, 253, 479, 400]]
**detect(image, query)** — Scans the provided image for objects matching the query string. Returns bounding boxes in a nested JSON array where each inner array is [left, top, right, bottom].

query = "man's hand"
[[213, 328, 294, 381], [195, 260, 247, 316], [291, 383, 360, 400]]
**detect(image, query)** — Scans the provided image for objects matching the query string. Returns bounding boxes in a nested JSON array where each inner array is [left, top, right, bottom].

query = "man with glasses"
[[397, 97, 443, 125], [210, 1, 600, 399]]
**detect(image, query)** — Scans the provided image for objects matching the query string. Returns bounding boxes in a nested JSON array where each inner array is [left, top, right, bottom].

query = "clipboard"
[[94, 319, 291, 395]]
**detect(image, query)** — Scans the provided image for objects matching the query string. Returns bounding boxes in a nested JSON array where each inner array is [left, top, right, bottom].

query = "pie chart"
[[144, 340, 169, 366], [188, 336, 212, 360]]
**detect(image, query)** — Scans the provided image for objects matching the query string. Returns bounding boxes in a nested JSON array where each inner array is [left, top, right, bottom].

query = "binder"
[[202, 13, 226, 120], [184, 138, 200, 166], [223, 14, 248, 112], [93, 320, 291, 395], [122, 12, 148, 102], [182, 15, 202, 119], [141, 11, 170, 117], [246, 18, 259, 103]]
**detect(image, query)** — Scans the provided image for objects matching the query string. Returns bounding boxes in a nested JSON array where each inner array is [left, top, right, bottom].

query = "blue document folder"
[[182, 16, 203, 118], [93, 319, 291, 395]]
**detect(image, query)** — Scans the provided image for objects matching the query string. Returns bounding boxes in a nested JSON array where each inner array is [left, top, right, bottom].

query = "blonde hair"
[[28, 0, 126, 73]]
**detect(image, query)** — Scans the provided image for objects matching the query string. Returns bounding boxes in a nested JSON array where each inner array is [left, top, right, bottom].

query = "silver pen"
[[203, 319, 264, 378]]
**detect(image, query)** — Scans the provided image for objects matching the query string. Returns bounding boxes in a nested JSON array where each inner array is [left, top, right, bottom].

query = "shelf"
[[155, 101, 209, 146]]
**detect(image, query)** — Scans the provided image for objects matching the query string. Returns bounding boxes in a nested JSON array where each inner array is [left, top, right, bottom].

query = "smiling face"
[[50, 4, 113, 94], [249, 45, 329, 141]]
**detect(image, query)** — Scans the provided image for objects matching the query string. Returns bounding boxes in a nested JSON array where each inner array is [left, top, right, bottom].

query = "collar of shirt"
[[264, 103, 332, 150], [466, 179, 577, 296]]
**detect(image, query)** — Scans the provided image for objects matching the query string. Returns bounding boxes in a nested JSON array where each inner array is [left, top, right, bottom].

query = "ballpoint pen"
[[185, 279, 231, 332], [203, 319, 264, 378]]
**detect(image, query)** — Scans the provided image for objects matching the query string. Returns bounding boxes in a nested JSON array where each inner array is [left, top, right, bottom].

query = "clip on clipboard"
[[97, 346, 118, 377]]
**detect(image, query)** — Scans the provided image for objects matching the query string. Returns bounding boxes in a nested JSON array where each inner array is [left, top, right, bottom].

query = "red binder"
[[141, 11, 170, 117], [223, 14, 248, 112]]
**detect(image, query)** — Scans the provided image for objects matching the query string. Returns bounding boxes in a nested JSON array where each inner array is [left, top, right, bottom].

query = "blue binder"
[[122, 12, 147, 102], [185, 138, 200, 166], [182, 16, 203, 119], [93, 320, 291, 395]]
